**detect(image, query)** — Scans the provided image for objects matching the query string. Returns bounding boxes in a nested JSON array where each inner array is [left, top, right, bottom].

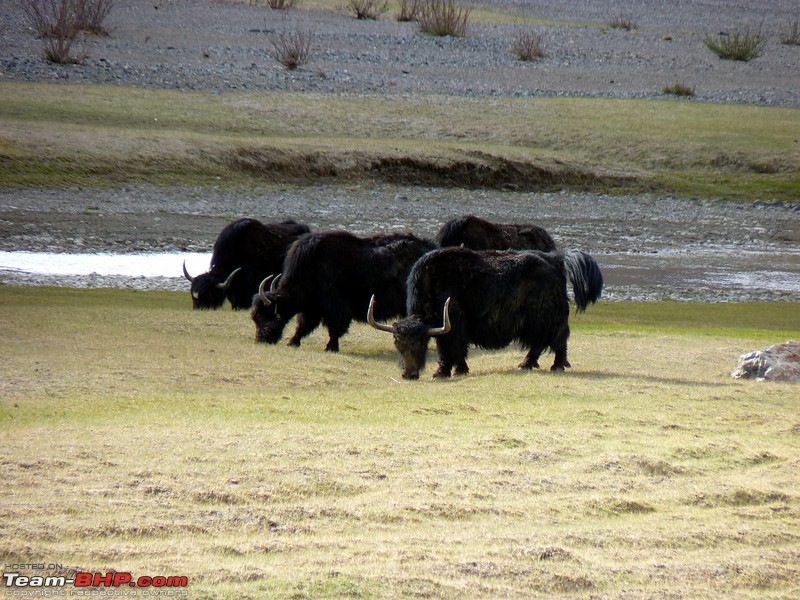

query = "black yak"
[[435, 214, 557, 252], [251, 230, 436, 352], [368, 247, 602, 379], [182, 218, 310, 310]]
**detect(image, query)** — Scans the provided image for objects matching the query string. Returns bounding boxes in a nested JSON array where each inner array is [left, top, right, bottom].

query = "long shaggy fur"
[[435, 214, 557, 252], [252, 230, 435, 351], [189, 218, 309, 310], [394, 247, 602, 377]]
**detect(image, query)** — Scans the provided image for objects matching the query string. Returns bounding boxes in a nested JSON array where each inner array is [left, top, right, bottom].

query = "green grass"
[[1, 82, 798, 201], [1, 286, 799, 598]]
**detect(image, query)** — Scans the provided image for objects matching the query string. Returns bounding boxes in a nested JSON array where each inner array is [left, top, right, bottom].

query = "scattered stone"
[[732, 340, 800, 382]]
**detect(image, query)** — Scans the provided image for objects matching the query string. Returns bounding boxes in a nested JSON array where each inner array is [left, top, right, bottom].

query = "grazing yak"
[[183, 218, 310, 310], [368, 247, 603, 379], [435, 214, 557, 252], [251, 230, 436, 352]]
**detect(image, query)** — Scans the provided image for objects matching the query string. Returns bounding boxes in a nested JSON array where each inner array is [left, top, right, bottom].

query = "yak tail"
[[563, 250, 603, 312]]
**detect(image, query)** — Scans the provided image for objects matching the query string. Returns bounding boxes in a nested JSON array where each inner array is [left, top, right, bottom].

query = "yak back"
[[407, 247, 569, 350], [435, 215, 556, 252], [281, 230, 435, 322], [210, 218, 310, 276]]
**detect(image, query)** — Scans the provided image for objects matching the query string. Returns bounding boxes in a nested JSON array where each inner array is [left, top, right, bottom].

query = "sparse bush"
[[396, 0, 418, 22], [704, 28, 766, 61], [608, 14, 636, 31], [781, 19, 800, 45], [348, 0, 387, 20], [662, 82, 695, 97], [253, 0, 297, 8], [268, 22, 313, 70], [511, 28, 545, 61], [417, 0, 470, 37], [75, 0, 112, 35], [20, 0, 85, 63]]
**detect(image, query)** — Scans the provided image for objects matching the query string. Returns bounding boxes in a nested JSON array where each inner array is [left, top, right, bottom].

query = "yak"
[[435, 214, 557, 252], [182, 218, 310, 310], [368, 247, 603, 379], [251, 230, 436, 352]]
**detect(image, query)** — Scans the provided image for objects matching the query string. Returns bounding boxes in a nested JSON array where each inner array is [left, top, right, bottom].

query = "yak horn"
[[182, 260, 195, 283], [428, 297, 452, 337], [217, 267, 242, 290], [367, 295, 394, 333], [258, 275, 275, 305], [270, 273, 282, 292]]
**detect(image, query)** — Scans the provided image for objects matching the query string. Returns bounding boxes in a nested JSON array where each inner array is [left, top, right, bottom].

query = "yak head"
[[183, 262, 241, 310], [368, 295, 451, 380], [251, 274, 290, 344]]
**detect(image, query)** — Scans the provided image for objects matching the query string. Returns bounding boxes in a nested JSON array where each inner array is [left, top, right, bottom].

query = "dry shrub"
[[512, 28, 545, 61], [396, 0, 418, 22], [348, 0, 387, 20], [268, 22, 313, 70], [75, 0, 112, 35], [20, 0, 112, 62], [417, 0, 469, 37]]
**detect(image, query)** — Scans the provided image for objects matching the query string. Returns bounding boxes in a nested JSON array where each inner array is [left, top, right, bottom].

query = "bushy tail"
[[563, 250, 603, 312]]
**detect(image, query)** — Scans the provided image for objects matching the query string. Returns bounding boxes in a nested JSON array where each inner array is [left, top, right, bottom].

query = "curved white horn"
[[182, 260, 195, 283], [258, 275, 274, 305], [367, 295, 394, 333], [270, 273, 282, 293], [217, 267, 242, 290], [428, 297, 451, 337]]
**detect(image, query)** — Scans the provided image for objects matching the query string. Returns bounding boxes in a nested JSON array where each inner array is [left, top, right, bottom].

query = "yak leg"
[[434, 337, 469, 379], [519, 345, 545, 370], [550, 344, 571, 371], [432, 360, 453, 379], [323, 317, 351, 353], [288, 313, 320, 347]]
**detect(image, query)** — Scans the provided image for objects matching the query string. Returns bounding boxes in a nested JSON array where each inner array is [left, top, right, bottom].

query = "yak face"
[[390, 317, 432, 380], [250, 293, 290, 344], [189, 273, 227, 310], [369, 295, 451, 380], [183, 263, 241, 310]]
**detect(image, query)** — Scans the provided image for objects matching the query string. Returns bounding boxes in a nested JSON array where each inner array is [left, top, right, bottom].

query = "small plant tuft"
[[347, 0, 388, 20], [511, 28, 546, 61], [781, 19, 800, 45], [608, 14, 636, 31], [704, 28, 767, 61], [416, 0, 470, 37], [662, 82, 695, 97]]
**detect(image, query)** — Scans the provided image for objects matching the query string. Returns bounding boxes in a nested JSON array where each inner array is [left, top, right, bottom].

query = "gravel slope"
[[1, 0, 799, 105]]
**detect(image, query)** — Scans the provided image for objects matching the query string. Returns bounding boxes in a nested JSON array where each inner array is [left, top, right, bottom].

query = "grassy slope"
[[1, 82, 798, 200], [1, 286, 799, 598]]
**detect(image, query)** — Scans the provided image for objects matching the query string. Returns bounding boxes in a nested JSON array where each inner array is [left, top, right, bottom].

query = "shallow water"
[[1, 248, 798, 303], [0, 251, 212, 279]]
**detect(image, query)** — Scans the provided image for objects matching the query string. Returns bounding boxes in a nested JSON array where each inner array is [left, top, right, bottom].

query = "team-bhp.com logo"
[[3, 565, 188, 596]]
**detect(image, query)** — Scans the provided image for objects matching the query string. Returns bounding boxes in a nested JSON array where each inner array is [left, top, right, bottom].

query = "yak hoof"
[[432, 368, 451, 380], [287, 338, 301, 347], [519, 360, 540, 370], [325, 342, 340, 352], [550, 363, 566, 372]]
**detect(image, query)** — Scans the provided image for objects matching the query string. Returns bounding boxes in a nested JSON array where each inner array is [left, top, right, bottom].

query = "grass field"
[[1, 285, 799, 598], [1, 82, 798, 200]]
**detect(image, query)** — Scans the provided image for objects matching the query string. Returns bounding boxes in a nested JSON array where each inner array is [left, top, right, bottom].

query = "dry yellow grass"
[[1, 287, 799, 598]]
